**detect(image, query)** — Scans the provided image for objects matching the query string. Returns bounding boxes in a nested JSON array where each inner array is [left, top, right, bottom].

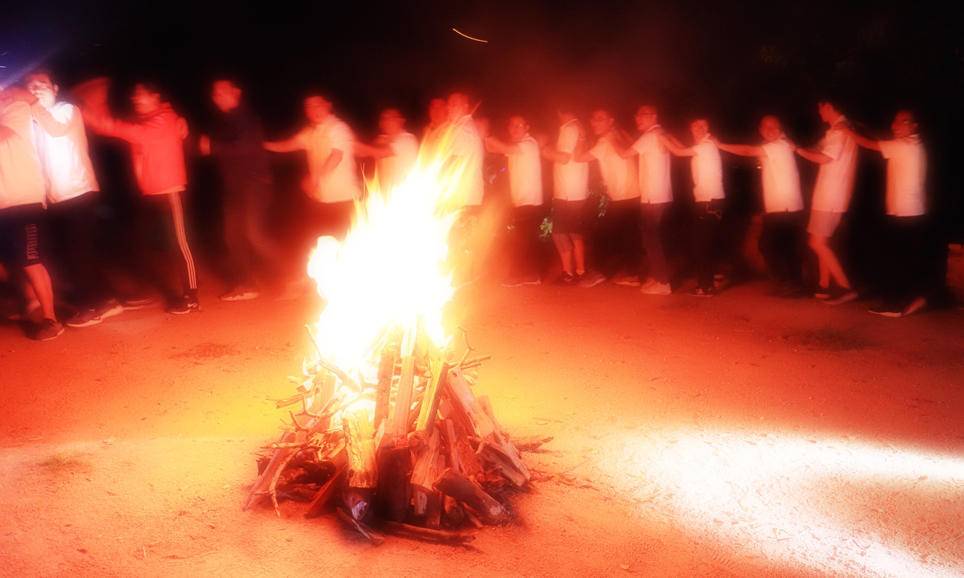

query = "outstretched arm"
[[660, 133, 695, 157], [716, 142, 764, 157], [795, 147, 832, 164], [264, 134, 304, 153], [484, 135, 520, 156], [847, 128, 882, 152]]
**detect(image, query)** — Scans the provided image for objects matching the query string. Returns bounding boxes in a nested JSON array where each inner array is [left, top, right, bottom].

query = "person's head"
[[379, 107, 406, 135], [131, 82, 164, 115], [689, 118, 711, 142], [589, 109, 615, 136], [556, 103, 578, 125], [506, 115, 530, 142], [211, 79, 242, 113], [303, 94, 332, 125], [446, 91, 471, 121], [817, 100, 843, 125], [24, 69, 58, 108], [428, 97, 447, 127], [634, 105, 659, 131], [891, 109, 918, 138], [758, 115, 784, 142]]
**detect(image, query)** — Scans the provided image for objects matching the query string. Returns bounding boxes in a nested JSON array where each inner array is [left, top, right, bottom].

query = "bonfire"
[[245, 130, 536, 544]]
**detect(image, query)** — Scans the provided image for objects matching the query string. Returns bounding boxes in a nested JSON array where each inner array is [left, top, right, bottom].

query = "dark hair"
[[25, 68, 56, 84]]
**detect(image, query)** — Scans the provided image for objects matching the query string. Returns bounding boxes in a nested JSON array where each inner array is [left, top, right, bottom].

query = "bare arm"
[[354, 141, 392, 159], [541, 146, 572, 163], [30, 103, 74, 138], [484, 135, 520, 156], [0, 126, 15, 142], [848, 130, 882, 152], [716, 142, 764, 157], [263, 135, 304, 153], [320, 148, 344, 176], [795, 147, 832, 164], [660, 133, 695, 157]]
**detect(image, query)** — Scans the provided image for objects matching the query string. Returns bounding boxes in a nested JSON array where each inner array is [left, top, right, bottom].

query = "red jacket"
[[90, 104, 188, 196]]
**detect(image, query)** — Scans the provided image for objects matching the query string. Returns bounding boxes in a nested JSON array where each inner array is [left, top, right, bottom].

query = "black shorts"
[[0, 203, 44, 267], [552, 199, 588, 236]]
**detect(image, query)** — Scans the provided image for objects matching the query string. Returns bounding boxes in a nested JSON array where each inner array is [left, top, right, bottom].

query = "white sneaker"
[[902, 296, 927, 317], [641, 281, 672, 296]]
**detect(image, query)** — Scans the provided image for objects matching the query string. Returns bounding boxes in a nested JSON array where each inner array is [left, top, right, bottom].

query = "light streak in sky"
[[451, 27, 489, 44]]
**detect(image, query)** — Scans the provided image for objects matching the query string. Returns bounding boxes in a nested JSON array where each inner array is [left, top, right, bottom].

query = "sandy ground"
[[0, 280, 962, 577]]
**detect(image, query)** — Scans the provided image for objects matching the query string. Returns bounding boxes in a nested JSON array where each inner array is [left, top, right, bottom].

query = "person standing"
[[581, 108, 640, 286], [80, 79, 199, 314], [484, 115, 544, 286], [795, 100, 859, 304], [848, 110, 934, 317], [355, 107, 419, 193], [621, 105, 674, 295], [542, 106, 591, 284], [421, 97, 448, 152], [264, 94, 361, 245], [717, 116, 806, 296], [662, 118, 726, 296], [24, 70, 123, 326], [201, 78, 283, 301], [0, 87, 63, 339]]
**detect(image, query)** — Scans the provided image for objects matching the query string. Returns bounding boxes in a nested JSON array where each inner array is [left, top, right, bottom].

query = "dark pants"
[[881, 215, 940, 308], [127, 191, 198, 302], [509, 204, 545, 279], [761, 210, 804, 286], [46, 192, 112, 308], [600, 198, 641, 277], [223, 178, 282, 289], [694, 200, 724, 291], [641, 202, 671, 284]]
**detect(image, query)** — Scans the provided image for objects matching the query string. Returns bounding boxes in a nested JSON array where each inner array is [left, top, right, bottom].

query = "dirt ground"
[[0, 280, 962, 577]]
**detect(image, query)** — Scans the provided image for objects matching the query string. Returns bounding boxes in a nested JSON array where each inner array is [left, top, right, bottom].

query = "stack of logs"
[[245, 332, 533, 545]]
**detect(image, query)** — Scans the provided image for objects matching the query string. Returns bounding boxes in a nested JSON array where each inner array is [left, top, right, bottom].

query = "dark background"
[[2, 0, 962, 283]]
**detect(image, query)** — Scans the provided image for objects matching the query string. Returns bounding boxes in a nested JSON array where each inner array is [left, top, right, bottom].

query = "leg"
[[22, 263, 56, 322], [641, 204, 670, 285], [166, 191, 199, 297], [552, 233, 574, 275], [222, 193, 251, 290]]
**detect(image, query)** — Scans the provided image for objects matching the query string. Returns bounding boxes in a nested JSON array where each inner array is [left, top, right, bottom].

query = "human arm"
[[795, 147, 832, 164], [846, 128, 882, 152], [659, 133, 695, 157], [715, 141, 764, 157], [263, 133, 305, 153]]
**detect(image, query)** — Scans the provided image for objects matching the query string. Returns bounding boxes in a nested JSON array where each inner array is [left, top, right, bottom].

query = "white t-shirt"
[[449, 115, 485, 207], [506, 135, 543, 207], [376, 131, 418, 191], [589, 133, 639, 201], [297, 115, 361, 204], [880, 136, 927, 217], [631, 125, 673, 204], [553, 119, 589, 201], [691, 136, 725, 202], [759, 138, 804, 213], [33, 101, 100, 203], [0, 101, 46, 210], [811, 118, 857, 213]]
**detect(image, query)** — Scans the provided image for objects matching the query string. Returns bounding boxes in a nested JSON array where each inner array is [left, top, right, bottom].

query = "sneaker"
[[901, 296, 927, 317], [501, 277, 526, 288], [814, 288, 832, 300], [32, 318, 65, 341], [95, 299, 125, 320], [121, 296, 158, 311], [611, 274, 641, 287], [65, 308, 103, 328], [824, 290, 859, 306], [689, 287, 716, 297], [868, 304, 903, 318], [220, 288, 260, 302], [519, 276, 542, 286], [577, 271, 606, 288], [167, 295, 200, 315], [641, 281, 672, 296], [557, 273, 577, 286]]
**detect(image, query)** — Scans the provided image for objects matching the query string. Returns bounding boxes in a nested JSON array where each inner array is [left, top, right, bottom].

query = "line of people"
[[0, 72, 944, 341]]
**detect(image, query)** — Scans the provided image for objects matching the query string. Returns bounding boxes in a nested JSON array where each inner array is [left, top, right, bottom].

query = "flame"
[[305, 126, 472, 388]]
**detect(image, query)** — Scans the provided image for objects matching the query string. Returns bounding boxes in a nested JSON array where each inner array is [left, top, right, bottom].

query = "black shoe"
[[121, 296, 158, 311], [167, 295, 200, 315], [32, 318, 65, 341], [689, 287, 716, 297], [65, 308, 103, 328]]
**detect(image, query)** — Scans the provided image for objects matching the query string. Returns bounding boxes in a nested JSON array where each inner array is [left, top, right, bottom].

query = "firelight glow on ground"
[[601, 428, 964, 577]]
